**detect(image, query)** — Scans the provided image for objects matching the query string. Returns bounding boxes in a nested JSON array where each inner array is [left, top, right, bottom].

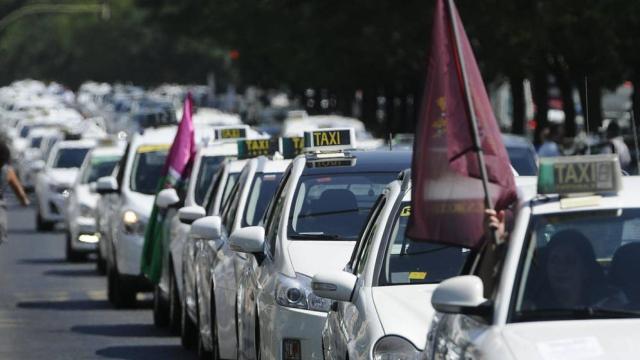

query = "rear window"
[[53, 147, 90, 169], [30, 137, 43, 148], [194, 156, 226, 206], [81, 156, 120, 184], [507, 146, 538, 176], [288, 173, 396, 241]]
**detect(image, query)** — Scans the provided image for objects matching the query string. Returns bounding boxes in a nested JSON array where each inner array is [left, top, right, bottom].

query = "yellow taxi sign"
[[303, 128, 356, 152], [237, 139, 277, 159], [213, 126, 248, 140], [537, 155, 622, 195], [137, 144, 170, 153]]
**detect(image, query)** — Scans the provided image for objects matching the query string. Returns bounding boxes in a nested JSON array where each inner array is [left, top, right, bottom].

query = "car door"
[[325, 195, 387, 360]]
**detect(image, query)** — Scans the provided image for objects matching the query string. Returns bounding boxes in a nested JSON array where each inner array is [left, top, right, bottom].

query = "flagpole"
[[445, 0, 500, 245]]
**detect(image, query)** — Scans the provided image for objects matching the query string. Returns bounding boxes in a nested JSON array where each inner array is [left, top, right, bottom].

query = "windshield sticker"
[[137, 144, 170, 153], [400, 206, 411, 217], [536, 337, 604, 360], [408, 272, 427, 280]]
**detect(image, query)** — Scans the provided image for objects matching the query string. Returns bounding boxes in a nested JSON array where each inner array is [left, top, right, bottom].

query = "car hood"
[[287, 240, 356, 277], [48, 168, 79, 187], [501, 319, 640, 360], [371, 285, 437, 351]]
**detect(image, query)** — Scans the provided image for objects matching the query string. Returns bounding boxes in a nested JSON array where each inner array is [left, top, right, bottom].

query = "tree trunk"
[[510, 75, 526, 135], [532, 68, 549, 147]]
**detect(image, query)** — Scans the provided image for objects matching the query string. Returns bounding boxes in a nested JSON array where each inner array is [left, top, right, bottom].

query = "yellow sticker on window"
[[408, 272, 427, 280], [400, 206, 411, 217], [137, 144, 170, 153]]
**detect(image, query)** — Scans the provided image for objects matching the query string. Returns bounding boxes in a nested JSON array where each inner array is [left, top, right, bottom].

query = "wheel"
[[65, 232, 84, 262], [198, 330, 213, 359], [107, 265, 136, 308], [96, 251, 107, 275], [36, 212, 53, 232], [180, 282, 197, 349], [153, 284, 170, 327], [169, 268, 182, 334]]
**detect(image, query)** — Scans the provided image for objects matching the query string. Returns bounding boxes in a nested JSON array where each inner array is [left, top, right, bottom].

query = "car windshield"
[[243, 173, 283, 227], [81, 156, 120, 184], [513, 209, 640, 322], [221, 173, 239, 209], [130, 148, 168, 194], [30, 137, 43, 148], [194, 156, 226, 206], [506, 146, 538, 176], [20, 125, 31, 138], [288, 173, 395, 241], [379, 203, 468, 285], [53, 147, 90, 168]]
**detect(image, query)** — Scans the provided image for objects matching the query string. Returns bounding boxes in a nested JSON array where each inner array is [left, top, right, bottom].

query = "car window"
[[512, 209, 640, 322], [378, 203, 467, 285], [264, 170, 291, 258], [288, 173, 396, 241], [353, 197, 386, 275], [220, 173, 239, 212], [53, 147, 90, 168], [222, 182, 242, 232], [205, 170, 223, 215], [130, 148, 168, 194], [194, 155, 227, 206], [81, 156, 120, 184], [242, 173, 284, 227], [506, 146, 538, 176]]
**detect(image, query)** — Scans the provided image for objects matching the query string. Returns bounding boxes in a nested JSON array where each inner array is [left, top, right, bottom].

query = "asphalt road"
[[0, 195, 196, 360]]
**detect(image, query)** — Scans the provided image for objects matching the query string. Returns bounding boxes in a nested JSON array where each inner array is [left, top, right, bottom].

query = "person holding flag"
[[406, 0, 517, 287], [141, 94, 197, 285]]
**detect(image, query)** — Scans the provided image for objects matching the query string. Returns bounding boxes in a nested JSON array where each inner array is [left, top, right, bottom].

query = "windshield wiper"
[[516, 307, 640, 321], [289, 233, 343, 240]]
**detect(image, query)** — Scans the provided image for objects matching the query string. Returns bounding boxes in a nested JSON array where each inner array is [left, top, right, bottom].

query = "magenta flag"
[[406, 0, 517, 249], [164, 93, 197, 185]]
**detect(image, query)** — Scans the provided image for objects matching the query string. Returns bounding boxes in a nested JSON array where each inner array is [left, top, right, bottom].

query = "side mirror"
[[229, 226, 265, 254], [96, 176, 118, 195], [156, 188, 180, 209], [189, 215, 222, 240], [431, 275, 491, 317], [312, 271, 357, 302], [32, 160, 46, 172], [178, 206, 206, 225]]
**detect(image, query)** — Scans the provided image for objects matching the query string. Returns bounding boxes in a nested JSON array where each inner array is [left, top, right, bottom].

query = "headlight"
[[50, 183, 69, 194], [122, 210, 146, 235], [373, 336, 421, 360], [275, 273, 332, 312]]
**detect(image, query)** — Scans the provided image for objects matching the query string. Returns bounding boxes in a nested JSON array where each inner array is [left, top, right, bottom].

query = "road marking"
[[86, 290, 107, 301]]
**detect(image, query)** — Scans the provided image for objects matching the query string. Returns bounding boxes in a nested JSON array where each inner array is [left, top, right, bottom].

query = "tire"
[[198, 330, 213, 359], [36, 212, 53, 232], [180, 282, 197, 349], [169, 268, 182, 334], [96, 252, 107, 275], [65, 232, 84, 262], [153, 284, 170, 327], [107, 265, 136, 308]]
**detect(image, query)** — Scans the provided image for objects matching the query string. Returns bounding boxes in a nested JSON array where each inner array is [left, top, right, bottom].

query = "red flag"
[[406, 0, 517, 249]]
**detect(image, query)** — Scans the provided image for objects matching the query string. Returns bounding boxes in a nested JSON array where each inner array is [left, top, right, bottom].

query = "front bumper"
[[70, 217, 98, 252], [39, 192, 68, 223], [268, 304, 327, 360], [115, 231, 145, 277]]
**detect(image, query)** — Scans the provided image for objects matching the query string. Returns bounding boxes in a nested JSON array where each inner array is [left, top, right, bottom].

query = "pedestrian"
[[0, 140, 30, 244], [537, 124, 562, 157], [602, 121, 631, 171]]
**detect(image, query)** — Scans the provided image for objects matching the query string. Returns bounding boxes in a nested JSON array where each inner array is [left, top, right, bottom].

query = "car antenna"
[[388, 133, 393, 151]]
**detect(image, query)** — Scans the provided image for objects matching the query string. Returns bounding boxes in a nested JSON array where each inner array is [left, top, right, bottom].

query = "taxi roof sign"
[[279, 136, 304, 159], [303, 128, 356, 152], [537, 155, 622, 195], [237, 139, 278, 159], [213, 126, 248, 141]]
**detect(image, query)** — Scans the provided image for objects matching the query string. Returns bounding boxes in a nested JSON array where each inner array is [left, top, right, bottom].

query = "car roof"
[[502, 134, 534, 149], [529, 176, 640, 215], [198, 142, 238, 157], [255, 156, 291, 173], [56, 139, 96, 148], [300, 150, 412, 175], [91, 146, 124, 157], [130, 126, 177, 145], [228, 159, 249, 173]]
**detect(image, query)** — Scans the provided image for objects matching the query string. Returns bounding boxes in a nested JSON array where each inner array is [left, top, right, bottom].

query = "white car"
[[64, 146, 123, 261], [426, 155, 640, 360], [180, 158, 246, 349], [313, 172, 468, 359], [17, 127, 60, 190], [153, 142, 238, 331], [230, 128, 412, 360], [195, 154, 290, 358], [35, 139, 95, 231], [97, 126, 176, 308]]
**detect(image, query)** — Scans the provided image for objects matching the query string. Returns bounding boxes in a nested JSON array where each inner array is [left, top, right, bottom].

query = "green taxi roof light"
[[537, 155, 622, 196], [303, 128, 357, 152]]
